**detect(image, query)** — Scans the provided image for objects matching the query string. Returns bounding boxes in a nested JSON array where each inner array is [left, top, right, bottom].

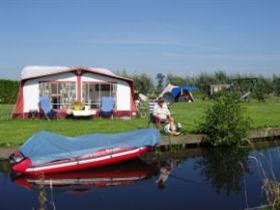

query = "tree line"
[[0, 79, 19, 104], [120, 70, 280, 99], [0, 71, 280, 104]]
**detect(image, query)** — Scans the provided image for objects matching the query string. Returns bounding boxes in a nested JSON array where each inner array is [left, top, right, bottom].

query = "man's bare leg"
[[167, 116, 176, 131], [154, 117, 161, 129]]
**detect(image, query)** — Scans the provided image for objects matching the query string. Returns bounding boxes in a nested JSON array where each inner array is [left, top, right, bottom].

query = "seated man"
[[153, 97, 177, 132]]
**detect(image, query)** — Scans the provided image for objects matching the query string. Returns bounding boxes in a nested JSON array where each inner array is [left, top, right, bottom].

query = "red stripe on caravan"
[[77, 73, 82, 101], [12, 81, 25, 119]]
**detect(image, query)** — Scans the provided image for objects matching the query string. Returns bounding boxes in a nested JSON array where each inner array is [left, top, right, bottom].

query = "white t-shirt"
[[153, 103, 171, 120]]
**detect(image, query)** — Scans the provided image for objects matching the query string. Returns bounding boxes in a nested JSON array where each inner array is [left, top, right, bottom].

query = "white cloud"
[[163, 52, 280, 62], [85, 38, 209, 49]]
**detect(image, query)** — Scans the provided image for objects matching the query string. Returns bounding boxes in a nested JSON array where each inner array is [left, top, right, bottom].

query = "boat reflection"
[[12, 159, 157, 190]]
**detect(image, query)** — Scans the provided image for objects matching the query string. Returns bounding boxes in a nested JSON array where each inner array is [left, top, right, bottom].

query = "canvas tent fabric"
[[21, 66, 121, 80], [163, 92, 175, 104], [21, 66, 69, 80], [156, 84, 197, 103], [139, 93, 148, 102], [20, 128, 160, 165], [171, 86, 198, 97], [156, 84, 176, 100]]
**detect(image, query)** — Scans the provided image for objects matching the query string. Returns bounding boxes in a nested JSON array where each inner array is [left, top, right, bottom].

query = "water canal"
[[1, 141, 280, 210]]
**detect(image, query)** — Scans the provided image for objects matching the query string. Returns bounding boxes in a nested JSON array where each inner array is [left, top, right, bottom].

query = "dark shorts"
[[153, 115, 168, 123]]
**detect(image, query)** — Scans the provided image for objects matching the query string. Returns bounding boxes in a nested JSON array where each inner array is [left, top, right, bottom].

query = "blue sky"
[[0, 0, 279, 80]]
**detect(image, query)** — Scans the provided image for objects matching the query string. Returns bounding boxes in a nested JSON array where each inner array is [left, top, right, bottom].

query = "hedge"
[[0, 79, 20, 104]]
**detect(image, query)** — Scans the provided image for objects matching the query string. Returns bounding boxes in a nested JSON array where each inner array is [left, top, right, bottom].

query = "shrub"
[[198, 91, 251, 146], [0, 79, 19, 104]]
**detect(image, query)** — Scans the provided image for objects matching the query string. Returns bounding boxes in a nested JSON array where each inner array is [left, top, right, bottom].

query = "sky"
[[0, 0, 279, 80]]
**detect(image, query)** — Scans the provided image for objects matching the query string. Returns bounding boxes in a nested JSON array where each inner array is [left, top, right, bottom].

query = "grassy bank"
[[0, 98, 280, 147]]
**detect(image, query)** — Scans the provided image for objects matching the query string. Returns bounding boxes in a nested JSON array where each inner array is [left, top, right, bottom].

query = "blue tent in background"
[[158, 84, 198, 104], [171, 86, 198, 97]]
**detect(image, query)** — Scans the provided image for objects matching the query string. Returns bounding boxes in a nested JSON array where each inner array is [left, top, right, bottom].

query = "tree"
[[118, 69, 129, 77], [132, 73, 154, 95], [214, 71, 228, 83], [166, 74, 185, 86], [272, 74, 280, 96], [194, 72, 218, 95], [155, 73, 165, 94]]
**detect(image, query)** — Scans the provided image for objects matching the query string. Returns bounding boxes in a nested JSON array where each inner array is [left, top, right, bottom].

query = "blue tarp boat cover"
[[20, 128, 160, 165]]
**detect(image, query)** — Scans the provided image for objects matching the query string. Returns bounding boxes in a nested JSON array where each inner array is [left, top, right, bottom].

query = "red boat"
[[10, 146, 152, 175], [10, 129, 160, 175], [12, 159, 157, 190]]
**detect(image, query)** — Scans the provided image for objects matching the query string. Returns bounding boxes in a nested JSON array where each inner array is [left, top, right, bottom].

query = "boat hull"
[[12, 146, 152, 175]]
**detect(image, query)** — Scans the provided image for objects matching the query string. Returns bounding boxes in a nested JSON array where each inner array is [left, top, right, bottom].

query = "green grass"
[[0, 98, 279, 147], [0, 104, 14, 120], [245, 97, 280, 129]]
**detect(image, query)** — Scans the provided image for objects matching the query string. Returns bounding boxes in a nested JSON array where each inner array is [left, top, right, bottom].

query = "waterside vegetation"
[[198, 92, 251, 146]]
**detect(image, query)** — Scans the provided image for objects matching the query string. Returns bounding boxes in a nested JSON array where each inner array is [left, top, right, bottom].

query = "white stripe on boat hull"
[[26, 147, 145, 172]]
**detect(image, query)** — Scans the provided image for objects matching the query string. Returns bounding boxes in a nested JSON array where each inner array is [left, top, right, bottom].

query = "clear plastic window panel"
[[39, 82, 76, 109], [82, 83, 117, 109]]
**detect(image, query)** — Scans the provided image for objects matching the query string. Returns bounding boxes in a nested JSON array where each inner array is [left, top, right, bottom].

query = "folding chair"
[[39, 96, 56, 120], [100, 96, 115, 118], [147, 100, 157, 127]]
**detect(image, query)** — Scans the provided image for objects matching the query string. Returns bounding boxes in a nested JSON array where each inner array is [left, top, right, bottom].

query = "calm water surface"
[[1, 142, 280, 210]]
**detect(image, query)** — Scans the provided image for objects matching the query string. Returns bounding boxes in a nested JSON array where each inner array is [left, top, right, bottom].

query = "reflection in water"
[[195, 146, 250, 194], [156, 160, 176, 189], [12, 159, 157, 190], [0, 159, 11, 174], [10, 159, 158, 210], [7, 146, 251, 195], [250, 146, 280, 209], [38, 182, 47, 210]]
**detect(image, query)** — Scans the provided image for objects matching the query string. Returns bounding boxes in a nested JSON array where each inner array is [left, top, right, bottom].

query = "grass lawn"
[[245, 99, 280, 129], [0, 98, 279, 147], [0, 104, 14, 120]]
